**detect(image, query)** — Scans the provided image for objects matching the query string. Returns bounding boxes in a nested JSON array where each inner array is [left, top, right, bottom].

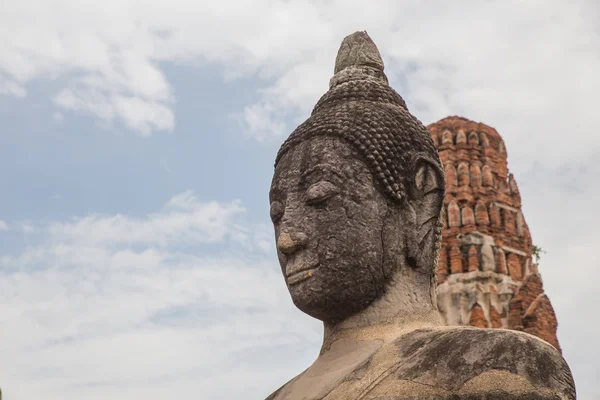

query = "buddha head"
[[269, 32, 445, 323]]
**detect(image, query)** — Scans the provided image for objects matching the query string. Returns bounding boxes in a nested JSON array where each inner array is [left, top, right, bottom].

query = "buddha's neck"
[[320, 270, 443, 354]]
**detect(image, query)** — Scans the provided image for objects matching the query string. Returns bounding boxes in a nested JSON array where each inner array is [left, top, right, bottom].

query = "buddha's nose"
[[277, 231, 308, 254]]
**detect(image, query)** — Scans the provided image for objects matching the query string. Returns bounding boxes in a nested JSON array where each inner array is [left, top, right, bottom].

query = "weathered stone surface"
[[392, 328, 574, 397], [271, 136, 394, 321], [266, 31, 574, 400], [334, 31, 385, 75], [268, 327, 574, 399]]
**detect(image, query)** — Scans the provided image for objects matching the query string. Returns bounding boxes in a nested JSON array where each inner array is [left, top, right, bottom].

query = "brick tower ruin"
[[428, 116, 561, 352]]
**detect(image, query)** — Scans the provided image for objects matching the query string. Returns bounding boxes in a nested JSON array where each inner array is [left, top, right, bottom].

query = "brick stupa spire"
[[428, 116, 561, 352]]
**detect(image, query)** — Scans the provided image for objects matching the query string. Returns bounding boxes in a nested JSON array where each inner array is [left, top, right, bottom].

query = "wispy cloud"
[[0, 220, 8, 231], [44, 191, 247, 247], [0, 192, 314, 400], [21, 221, 36, 234]]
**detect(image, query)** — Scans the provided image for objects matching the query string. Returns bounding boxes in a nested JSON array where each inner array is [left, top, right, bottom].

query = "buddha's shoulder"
[[264, 327, 575, 399], [385, 326, 575, 399]]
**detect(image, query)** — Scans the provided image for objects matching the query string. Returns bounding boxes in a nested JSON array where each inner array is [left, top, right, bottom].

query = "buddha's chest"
[[271, 356, 372, 400], [270, 355, 556, 400], [276, 374, 557, 400], [272, 371, 452, 400]]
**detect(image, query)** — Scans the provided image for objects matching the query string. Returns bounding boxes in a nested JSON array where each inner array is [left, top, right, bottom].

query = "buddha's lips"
[[286, 264, 319, 286]]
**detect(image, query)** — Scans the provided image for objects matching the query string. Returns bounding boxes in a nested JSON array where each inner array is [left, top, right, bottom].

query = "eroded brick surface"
[[428, 116, 561, 352]]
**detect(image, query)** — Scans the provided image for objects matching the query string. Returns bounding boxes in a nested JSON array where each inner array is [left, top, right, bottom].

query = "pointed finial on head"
[[334, 31, 385, 74], [330, 31, 388, 88]]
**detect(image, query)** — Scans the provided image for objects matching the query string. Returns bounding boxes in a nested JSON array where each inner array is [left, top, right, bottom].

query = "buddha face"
[[270, 136, 393, 322]]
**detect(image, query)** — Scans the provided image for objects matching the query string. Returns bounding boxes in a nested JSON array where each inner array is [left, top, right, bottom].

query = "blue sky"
[[1, 1, 599, 399]]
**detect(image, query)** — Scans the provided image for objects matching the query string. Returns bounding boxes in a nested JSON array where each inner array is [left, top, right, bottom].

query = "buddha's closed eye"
[[306, 181, 340, 205], [269, 181, 341, 224]]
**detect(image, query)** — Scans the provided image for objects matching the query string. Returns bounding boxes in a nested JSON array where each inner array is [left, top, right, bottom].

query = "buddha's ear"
[[404, 154, 445, 272]]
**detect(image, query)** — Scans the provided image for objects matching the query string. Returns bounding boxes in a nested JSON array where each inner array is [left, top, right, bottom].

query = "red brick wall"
[[428, 116, 561, 352]]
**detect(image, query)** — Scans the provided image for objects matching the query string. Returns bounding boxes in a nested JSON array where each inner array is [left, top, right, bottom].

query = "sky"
[[0, 0, 599, 399]]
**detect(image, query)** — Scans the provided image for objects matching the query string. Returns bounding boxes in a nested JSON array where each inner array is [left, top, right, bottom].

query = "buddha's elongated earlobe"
[[405, 154, 445, 273]]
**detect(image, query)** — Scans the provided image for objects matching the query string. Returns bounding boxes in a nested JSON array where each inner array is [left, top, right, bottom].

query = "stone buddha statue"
[[266, 31, 575, 400]]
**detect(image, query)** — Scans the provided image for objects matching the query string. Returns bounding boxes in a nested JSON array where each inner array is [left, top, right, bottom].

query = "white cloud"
[[21, 221, 36, 234], [1, 1, 598, 166], [0, 220, 8, 231], [53, 87, 117, 124], [44, 191, 250, 248], [0, 192, 314, 400], [112, 95, 174, 135], [236, 102, 286, 141], [0, 78, 26, 97]]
